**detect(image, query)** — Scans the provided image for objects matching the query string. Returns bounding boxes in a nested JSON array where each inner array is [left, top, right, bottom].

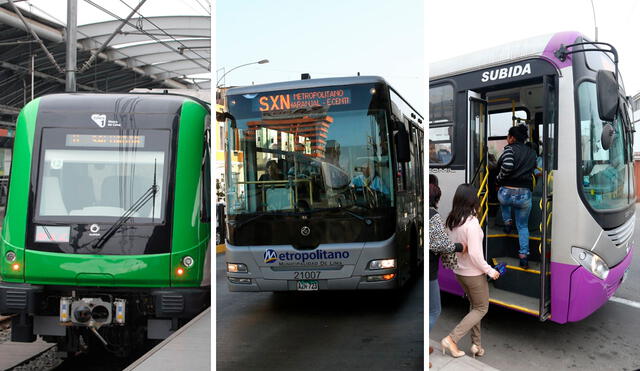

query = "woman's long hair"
[[429, 183, 441, 208], [445, 184, 480, 230]]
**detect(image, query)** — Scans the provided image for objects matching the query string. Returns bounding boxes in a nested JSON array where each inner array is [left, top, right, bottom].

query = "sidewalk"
[[429, 340, 499, 371]]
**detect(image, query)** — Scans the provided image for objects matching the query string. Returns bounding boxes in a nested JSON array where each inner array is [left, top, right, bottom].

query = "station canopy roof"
[[0, 1, 210, 128]]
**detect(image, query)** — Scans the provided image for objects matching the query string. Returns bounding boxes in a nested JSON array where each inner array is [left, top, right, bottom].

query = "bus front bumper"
[[551, 246, 633, 323], [227, 276, 397, 291]]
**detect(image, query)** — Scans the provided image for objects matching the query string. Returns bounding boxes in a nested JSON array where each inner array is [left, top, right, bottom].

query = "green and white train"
[[0, 93, 211, 355]]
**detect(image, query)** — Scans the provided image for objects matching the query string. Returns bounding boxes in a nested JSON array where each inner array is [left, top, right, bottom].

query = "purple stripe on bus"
[[437, 260, 464, 296], [542, 31, 582, 69], [551, 248, 633, 323]]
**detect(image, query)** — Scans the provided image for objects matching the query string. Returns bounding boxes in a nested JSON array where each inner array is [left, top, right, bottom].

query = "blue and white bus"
[[221, 76, 424, 291]]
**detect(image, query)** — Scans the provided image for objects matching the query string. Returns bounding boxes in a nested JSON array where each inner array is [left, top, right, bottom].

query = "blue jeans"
[[429, 279, 441, 331], [498, 187, 532, 256]]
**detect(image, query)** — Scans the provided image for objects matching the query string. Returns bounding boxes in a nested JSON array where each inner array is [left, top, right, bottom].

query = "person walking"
[[428, 176, 464, 368], [496, 124, 537, 268], [441, 184, 500, 359]]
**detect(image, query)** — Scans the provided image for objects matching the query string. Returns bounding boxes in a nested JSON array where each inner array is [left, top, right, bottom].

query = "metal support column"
[[65, 0, 77, 92]]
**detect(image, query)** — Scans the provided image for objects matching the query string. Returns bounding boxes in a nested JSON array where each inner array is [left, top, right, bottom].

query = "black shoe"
[[519, 257, 529, 269]]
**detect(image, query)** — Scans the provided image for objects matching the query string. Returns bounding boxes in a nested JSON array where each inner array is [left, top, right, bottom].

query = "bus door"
[[467, 91, 489, 253], [539, 75, 556, 321]]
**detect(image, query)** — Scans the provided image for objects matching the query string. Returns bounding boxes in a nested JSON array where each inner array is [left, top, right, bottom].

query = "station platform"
[[0, 337, 55, 370], [125, 307, 211, 371]]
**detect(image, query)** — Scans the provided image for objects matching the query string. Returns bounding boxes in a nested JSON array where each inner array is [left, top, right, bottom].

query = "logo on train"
[[91, 114, 107, 128], [264, 249, 278, 264], [90, 113, 121, 128]]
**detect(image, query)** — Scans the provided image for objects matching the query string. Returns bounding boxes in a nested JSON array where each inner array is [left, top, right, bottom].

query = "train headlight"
[[227, 263, 248, 273], [5, 251, 16, 262], [182, 256, 194, 268], [59, 297, 71, 323], [571, 246, 610, 280], [368, 259, 396, 270]]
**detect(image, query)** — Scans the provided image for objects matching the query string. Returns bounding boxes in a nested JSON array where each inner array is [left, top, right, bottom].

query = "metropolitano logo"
[[264, 249, 278, 264]]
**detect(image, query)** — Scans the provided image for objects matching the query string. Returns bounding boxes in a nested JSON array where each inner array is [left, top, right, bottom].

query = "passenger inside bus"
[[259, 159, 285, 181], [351, 158, 390, 196], [495, 124, 537, 269]]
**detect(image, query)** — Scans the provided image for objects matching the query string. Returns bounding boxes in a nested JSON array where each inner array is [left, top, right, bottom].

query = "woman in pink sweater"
[[440, 184, 500, 359]]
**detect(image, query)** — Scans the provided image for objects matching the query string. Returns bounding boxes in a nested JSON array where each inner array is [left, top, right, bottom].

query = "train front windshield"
[[35, 129, 171, 222], [225, 84, 393, 215]]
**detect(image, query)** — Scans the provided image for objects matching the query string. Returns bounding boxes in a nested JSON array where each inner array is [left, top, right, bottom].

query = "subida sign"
[[481, 63, 532, 82]]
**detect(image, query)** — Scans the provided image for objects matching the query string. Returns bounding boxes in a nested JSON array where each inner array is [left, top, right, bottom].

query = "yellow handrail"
[[477, 164, 490, 226]]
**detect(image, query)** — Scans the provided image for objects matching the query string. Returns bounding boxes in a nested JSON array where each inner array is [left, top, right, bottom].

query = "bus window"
[[429, 84, 454, 165], [489, 109, 528, 138]]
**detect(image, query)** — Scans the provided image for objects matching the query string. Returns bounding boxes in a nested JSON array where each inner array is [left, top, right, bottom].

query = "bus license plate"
[[296, 280, 318, 291]]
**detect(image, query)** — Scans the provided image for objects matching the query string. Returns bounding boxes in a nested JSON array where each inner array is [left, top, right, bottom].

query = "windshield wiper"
[[93, 161, 158, 250]]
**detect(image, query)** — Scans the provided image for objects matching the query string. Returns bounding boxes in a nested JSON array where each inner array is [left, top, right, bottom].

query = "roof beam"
[[6, 0, 64, 73], [0, 104, 20, 115], [0, 59, 101, 91], [78, 0, 147, 73]]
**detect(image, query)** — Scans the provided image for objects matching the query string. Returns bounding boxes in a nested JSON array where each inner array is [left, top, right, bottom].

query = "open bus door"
[[539, 75, 556, 321], [467, 91, 489, 255]]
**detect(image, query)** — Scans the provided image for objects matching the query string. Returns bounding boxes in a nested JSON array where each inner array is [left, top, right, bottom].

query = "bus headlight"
[[227, 263, 248, 273], [368, 259, 396, 270], [367, 273, 396, 282], [571, 246, 610, 280]]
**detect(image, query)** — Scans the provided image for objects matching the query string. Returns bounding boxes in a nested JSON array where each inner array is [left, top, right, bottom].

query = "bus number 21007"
[[294, 271, 320, 279]]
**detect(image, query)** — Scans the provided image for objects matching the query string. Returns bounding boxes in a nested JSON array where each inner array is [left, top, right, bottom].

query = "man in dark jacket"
[[496, 124, 537, 268]]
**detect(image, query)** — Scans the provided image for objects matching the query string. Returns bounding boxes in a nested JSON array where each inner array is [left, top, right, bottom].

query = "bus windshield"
[[577, 81, 632, 210], [36, 129, 170, 222], [225, 84, 393, 215]]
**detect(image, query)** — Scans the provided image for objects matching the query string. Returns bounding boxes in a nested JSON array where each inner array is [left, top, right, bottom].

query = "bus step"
[[491, 257, 540, 299], [488, 286, 539, 317]]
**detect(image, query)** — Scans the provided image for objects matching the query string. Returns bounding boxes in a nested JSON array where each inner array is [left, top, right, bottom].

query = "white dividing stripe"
[[609, 296, 640, 309]]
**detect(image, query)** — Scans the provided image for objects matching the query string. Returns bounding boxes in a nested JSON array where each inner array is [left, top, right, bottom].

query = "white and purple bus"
[[430, 32, 635, 323]]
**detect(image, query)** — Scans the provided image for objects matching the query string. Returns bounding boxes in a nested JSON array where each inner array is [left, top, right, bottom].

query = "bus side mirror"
[[596, 69, 619, 122], [395, 125, 410, 163]]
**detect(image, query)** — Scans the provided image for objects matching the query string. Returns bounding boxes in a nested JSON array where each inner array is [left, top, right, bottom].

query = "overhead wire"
[[192, 0, 211, 15], [82, 0, 210, 78], [115, 0, 210, 71]]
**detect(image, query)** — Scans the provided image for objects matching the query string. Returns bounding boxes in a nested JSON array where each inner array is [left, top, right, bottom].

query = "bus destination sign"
[[65, 134, 145, 148], [253, 89, 351, 112]]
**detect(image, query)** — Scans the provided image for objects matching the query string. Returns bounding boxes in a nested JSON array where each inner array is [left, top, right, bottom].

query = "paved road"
[[216, 255, 424, 371], [430, 204, 640, 371]]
